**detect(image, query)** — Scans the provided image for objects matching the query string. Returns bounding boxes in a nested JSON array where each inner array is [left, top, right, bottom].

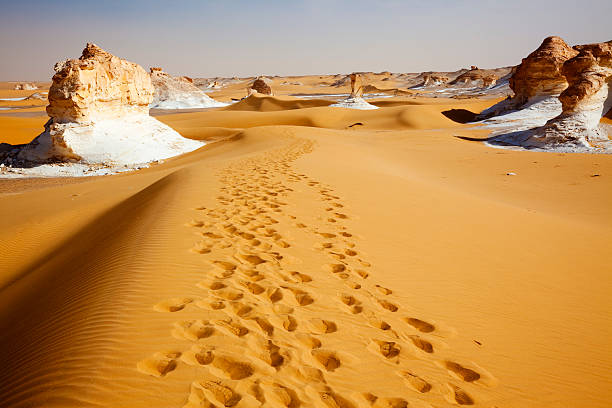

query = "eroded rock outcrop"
[[150, 67, 226, 109], [0, 43, 202, 175], [331, 73, 378, 110], [349, 73, 363, 98], [451, 68, 498, 88], [493, 41, 612, 150], [249, 77, 272, 95], [422, 74, 449, 86]]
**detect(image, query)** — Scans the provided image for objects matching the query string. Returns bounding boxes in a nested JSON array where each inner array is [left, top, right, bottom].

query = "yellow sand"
[[0, 85, 611, 408]]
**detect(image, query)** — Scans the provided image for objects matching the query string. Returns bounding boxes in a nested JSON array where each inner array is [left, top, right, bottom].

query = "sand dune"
[[0, 75, 611, 408]]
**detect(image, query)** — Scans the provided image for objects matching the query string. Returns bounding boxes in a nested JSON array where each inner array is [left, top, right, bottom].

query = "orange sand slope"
[[0, 95, 611, 408]]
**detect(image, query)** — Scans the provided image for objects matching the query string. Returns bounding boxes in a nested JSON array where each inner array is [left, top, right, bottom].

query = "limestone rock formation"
[[422, 74, 449, 86], [13, 83, 37, 90], [509, 36, 579, 106], [0, 43, 202, 175], [331, 73, 378, 110], [478, 36, 579, 120], [150, 67, 226, 109], [493, 41, 612, 150], [250, 77, 272, 95], [451, 68, 498, 88], [349, 73, 363, 98]]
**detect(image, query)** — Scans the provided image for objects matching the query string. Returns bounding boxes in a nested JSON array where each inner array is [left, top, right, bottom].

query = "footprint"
[[344, 249, 357, 257], [288, 287, 315, 306], [377, 299, 399, 312], [137, 351, 181, 377], [154, 297, 193, 312], [278, 314, 298, 332], [445, 384, 474, 405], [355, 270, 369, 279], [445, 362, 481, 382], [211, 355, 254, 380], [407, 336, 434, 354], [326, 264, 347, 273], [367, 318, 391, 331], [290, 271, 313, 283], [404, 318, 435, 333], [311, 349, 341, 372], [265, 287, 283, 303], [247, 338, 285, 367], [319, 233, 337, 239], [173, 320, 215, 340], [242, 281, 265, 295], [261, 382, 300, 408], [215, 288, 244, 301], [308, 318, 338, 334], [370, 340, 400, 358], [182, 345, 215, 366], [375, 285, 392, 295], [396, 370, 432, 393], [240, 254, 267, 266], [214, 319, 249, 337], [196, 380, 241, 407]]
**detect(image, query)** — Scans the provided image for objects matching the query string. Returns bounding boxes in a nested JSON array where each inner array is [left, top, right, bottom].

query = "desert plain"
[[0, 37, 611, 408]]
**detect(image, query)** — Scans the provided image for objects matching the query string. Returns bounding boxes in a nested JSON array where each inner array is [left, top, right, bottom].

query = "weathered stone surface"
[[46, 43, 153, 123], [1, 44, 202, 173], [509, 36, 578, 106], [535, 41, 612, 147]]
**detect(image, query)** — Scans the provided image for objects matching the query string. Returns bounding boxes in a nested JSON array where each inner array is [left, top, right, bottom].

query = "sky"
[[0, 0, 610, 81]]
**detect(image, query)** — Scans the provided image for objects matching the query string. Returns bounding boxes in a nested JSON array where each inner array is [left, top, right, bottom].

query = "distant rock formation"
[[331, 73, 378, 110], [249, 77, 272, 95], [349, 73, 363, 98], [13, 83, 37, 90], [422, 74, 449, 86], [150, 67, 226, 109], [451, 67, 498, 88], [1, 43, 202, 174]]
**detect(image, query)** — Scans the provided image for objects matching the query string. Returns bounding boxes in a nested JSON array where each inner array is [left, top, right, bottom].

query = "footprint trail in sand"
[[143, 137, 496, 407]]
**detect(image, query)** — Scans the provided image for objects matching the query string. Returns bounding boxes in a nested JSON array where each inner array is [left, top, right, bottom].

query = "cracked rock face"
[[150, 67, 226, 109], [46, 43, 154, 123]]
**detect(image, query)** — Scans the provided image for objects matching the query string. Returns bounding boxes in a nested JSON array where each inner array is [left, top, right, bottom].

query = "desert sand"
[[0, 40, 611, 408]]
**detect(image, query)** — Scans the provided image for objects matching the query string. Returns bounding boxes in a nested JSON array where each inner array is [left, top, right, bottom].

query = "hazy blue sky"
[[0, 0, 610, 80]]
